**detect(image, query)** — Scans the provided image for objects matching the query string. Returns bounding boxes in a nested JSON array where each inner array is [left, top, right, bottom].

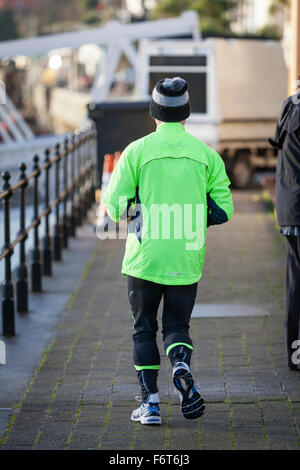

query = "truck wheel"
[[228, 152, 253, 189]]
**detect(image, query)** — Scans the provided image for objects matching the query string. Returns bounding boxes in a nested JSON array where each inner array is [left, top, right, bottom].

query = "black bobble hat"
[[150, 77, 190, 122]]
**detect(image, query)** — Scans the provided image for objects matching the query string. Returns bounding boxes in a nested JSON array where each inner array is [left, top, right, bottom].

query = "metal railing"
[[0, 127, 98, 336]]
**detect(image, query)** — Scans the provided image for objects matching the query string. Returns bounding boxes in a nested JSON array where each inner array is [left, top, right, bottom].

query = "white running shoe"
[[131, 402, 161, 425]]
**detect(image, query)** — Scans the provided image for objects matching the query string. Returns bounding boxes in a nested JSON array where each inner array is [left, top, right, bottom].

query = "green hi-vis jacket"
[[103, 122, 234, 285]]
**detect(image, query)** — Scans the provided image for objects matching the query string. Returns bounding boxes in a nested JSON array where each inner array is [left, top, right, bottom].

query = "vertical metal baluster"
[[80, 134, 86, 218], [92, 129, 99, 192], [87, 133, 94, 208], [16, 163, 28, 312], [54, 143, 62, 261], [82, 133, 88, 218], [91, 131, 97, 205], [83, 133, 89, 218], [92, 130, 99, 209], [69, 133, 76, 237], [31, 155, 42, 292], [1, 171, 15, 335], [87, 133, 92, 207], [83, 134, 88, 210], [63, 137, 69, 248], [42, 148, 52, 275], [76, 133, 82, 227]]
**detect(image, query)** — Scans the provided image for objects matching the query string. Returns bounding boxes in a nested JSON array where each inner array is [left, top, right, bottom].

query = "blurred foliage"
[[0, 9, 18, 41], [269, 0, 290, 16], [267, 0, 290, 39], [79, 0, 100, 8], [258, 24, 282, 40], [151, 0, 237, 35], [32, 0, 82, 34], [79, 0, 123, 25], [82, 11, 101, 24], [0, 0, 292, 39]]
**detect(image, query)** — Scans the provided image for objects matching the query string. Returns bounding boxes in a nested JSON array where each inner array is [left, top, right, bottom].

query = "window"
[[150, 56, 207, 67], [148, 54, 208, 114]]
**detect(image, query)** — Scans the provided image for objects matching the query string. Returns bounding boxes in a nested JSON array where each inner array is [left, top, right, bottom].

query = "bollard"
[[42, 148, 52, 276], [96, 153, 114, 228], [1, 171, 15, 336], [31, 155, 42, 292], [114, 151, 121, 166], [16, 162, 29, 312], [53, 143, 62, 261]]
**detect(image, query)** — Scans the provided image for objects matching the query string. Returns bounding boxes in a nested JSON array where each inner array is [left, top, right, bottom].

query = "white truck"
[[135, 38, 288, 187]]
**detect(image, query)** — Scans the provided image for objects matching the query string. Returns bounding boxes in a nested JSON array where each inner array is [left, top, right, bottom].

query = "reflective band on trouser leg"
[[134, 365, 160, 371], [166, 342, 194, 357]]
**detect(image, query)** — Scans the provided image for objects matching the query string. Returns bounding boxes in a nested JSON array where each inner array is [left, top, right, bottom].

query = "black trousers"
[[127, 275, 198, 394], [285, 236, 300, 367]]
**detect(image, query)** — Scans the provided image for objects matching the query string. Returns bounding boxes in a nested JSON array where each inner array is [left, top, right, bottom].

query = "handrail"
[[0, 126, 98, 336]]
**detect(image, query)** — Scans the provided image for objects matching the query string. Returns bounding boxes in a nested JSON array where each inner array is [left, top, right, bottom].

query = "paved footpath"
[[0, 190, 299, 450]]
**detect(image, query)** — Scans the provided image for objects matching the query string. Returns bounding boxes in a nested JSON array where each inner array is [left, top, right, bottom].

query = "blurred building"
[[0, 0, 36, 12], [231, 0, 286, 34], [230, 0, 291, 72]]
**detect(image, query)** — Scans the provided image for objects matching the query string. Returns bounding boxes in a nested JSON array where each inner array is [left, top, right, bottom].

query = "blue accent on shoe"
[[131, 402, 161, 425], [147, 403, 160, 416]]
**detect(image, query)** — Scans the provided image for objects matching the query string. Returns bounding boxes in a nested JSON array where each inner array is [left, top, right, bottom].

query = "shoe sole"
[[131, 415, 161, 425], [173, 369, 205, 420]]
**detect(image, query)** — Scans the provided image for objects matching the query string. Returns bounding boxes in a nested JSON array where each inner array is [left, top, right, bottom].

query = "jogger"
[[103, 76, 234, 423]]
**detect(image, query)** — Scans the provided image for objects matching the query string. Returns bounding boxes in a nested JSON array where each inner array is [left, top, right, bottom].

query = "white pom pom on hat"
[[162, 77, 186, 92]]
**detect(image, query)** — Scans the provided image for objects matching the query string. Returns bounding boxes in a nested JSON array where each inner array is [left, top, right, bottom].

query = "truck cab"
[[136, 39, 219, 148]]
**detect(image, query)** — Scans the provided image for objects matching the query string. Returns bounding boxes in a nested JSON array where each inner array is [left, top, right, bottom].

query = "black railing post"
[[42, 148, 52, 276], [91, 130, 99, 197], [81, 134, 89, 219], [53, 143, 62, 261], [87, 134, 93, 209], [31, 155, 42, 292], [90, 132, 97, 206], [62, 137, 69, 248], [69, 133, 76, 237], [16, 163, 28, 313], [1, 171, 15, 336], [75, 133, 82, 227]]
